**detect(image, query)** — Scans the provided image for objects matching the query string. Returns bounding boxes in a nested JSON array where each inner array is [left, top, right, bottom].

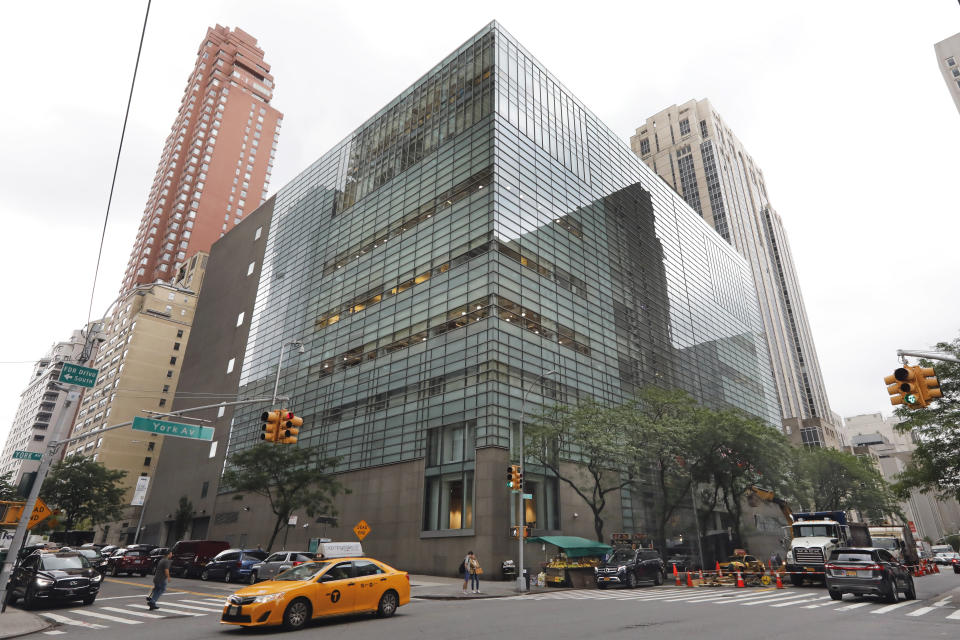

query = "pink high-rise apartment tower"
[[120, 25, 282, 294]]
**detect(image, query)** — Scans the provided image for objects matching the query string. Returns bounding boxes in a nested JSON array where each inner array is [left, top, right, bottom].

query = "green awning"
[[526, 535, 612, 559]]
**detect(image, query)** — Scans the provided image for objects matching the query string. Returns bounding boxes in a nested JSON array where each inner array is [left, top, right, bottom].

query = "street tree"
[[40, 456, 127, 530], [173, 496, 194, 540], [0, 472, 21, 501], [892, 338, 960, 502], [221, 444, 346, 551], [794, 447, 903, 522], [525, 398, 643, 542]]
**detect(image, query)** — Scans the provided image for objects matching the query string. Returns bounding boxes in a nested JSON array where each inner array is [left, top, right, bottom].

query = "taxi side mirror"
[[319, 574, 335, 582]]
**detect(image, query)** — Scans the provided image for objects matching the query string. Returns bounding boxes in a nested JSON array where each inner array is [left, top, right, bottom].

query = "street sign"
[[131, 475, 150, 506], [522, 493, 533, 499], [0, 499, 52, 529], [353, 520, 371, 541], [58, 363, 98, 388], [132, 417, 214, 441], [11, 451, 42, 461]]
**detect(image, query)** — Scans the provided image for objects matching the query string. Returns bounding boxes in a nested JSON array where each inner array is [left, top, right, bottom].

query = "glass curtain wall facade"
[[229, 23, 779, 553]]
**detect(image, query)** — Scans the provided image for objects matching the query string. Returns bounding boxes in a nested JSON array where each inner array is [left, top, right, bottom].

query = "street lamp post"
[[272, 341, 305, 407], [516, 369, 558, 592]]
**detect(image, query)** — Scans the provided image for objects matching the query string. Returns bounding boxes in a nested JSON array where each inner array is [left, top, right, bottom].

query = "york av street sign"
[[12, 450, 42, 461], [58, 363, 98, 388], [132, 416, 214, 441]]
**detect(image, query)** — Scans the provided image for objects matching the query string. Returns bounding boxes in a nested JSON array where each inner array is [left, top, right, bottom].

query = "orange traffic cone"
[[716, 561, 723, 578], [934, 562, 940, 574], [736, 571, 745, 588], [776, 572, 784, 589], [699, 569, 704, 582], [673, 563, 681, 586], [686, 571, 694, 587]]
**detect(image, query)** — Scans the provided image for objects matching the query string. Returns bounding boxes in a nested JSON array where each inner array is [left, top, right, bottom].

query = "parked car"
[[595, 547, 665, 589], [249, 551, 316, 583], [221, 556, 410, 631], [825, 547, 916, 602], [104, 547, 152, 576], [201, 548, 268, 582], [933, 552, 960, 565], [5, 551, 103, 608], [170, 540, 231, 578], [70, 548, 107, 574], [147, 547, 169, 574], [98, 545, 118, 558]]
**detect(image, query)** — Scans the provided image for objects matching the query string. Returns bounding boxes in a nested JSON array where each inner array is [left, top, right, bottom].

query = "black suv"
[[595, 548, 665, 589], [6, 552, 103, 608]]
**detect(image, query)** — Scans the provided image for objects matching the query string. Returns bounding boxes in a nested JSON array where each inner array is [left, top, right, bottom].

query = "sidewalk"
[[0, 609, 51, 638], [410, 573, 541, 600]]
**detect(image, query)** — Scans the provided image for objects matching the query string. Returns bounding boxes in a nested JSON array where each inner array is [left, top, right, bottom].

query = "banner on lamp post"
[[131, 476, 150, 506]]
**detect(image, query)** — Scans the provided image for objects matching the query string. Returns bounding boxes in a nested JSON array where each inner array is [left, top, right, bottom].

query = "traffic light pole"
[[896, 349, 960, 364]]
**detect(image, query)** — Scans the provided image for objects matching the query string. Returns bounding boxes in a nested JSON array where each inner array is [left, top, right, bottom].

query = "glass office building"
[[225, 22, 778, 569]]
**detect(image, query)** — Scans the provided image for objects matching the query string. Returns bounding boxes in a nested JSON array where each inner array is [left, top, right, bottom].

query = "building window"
[[201, 481, 209, 498], [166, 370, 173, 378], [236, 312, 245, 327], [679, 118, 690, 136], [177, 330, 184, 338], [33, 435, 44, 442], [639, 138, 650, 155], [144, 457, 152, 466], [159, 398, 167, 407], [254, 226, 262, 240], [700, 120, 708, 137], [173, 342, 181, 351], [247, 261, 255, 276], [147, 442, 155, 451], [423, 421, 476, 532], [162, 385, 170, 393], [169, 357, 177, 365], [949, 57, 956, 66], [226, 358, 235, 374]]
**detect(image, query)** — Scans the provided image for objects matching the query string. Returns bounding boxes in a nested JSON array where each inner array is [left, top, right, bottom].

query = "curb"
[[414, 592, 526, 600], [0, 612, 53, 639]]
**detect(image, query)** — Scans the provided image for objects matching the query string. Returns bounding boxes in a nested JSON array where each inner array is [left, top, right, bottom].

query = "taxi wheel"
[[282, 598, 311, 631], [377, 590, 399, 618]]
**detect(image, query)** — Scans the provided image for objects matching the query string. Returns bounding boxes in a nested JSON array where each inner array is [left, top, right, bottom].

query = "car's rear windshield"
[[830, 551, 873, 563], [42, 555, 90, 570], [274, 562, 331, 581]]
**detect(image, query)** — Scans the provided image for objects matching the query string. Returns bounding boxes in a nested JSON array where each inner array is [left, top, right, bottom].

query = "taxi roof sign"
[[316, 541, 363, 559]]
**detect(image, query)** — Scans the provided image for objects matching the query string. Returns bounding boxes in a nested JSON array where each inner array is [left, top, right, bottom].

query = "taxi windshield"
[[274, 562, 331, 581]]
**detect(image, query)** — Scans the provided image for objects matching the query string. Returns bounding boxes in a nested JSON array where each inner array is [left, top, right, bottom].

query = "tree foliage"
[[789, 447, 903, 522], [222, 444, 346, 551], [0, 471, 21, 501], [892, 338, 960, 502], [525, 398, 643, 542], [40, 456, 127, 530], [173, 496, 194, 541]]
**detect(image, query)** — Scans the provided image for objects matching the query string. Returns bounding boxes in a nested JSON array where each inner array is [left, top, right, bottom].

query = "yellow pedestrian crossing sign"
[[353, 520, 370, 541]]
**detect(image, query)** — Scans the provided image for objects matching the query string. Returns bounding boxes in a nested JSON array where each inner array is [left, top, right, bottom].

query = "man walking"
[[147, 550, 173, 610]]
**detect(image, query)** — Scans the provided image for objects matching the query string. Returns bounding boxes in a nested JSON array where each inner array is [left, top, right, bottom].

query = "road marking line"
[[42, 631, 66, 635], [38, 613, 107, 629], [70, 609, 142, 624], [804, 600, 837, 608], [770, 596, 829, 607], [148, 601, 222, 612], [101, 606, 165, 619], [674, 592, 771, 604], [180, 598, 226, 607], [907, 606, 936, 617], [934, 596, 952, 607], [127, 603, 204, 616], [872, 600, 918, 614], [835, 602, 871, 611], [102, 577, 226, 598], [740, 593, 813, 606], [945, 610, 960, 620]]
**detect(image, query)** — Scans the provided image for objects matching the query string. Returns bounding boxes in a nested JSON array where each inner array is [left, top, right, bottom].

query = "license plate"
[[228, 605, 240, 616], [600, 577, 609, 581]]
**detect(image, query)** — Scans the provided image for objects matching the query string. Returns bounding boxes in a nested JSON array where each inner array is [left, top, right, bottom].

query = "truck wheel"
[[789, 574, 804, 587]]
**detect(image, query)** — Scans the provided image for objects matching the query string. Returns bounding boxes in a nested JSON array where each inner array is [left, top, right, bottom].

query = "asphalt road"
[[11, 571, 960, 639]]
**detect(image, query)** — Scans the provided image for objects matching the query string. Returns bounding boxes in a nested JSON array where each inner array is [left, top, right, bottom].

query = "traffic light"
[[507, 464, 520, 490], [916, 366, 942, 406], [261, 410, 282, 442], [509, 525, 530, 539], [885, 367, 923, 407], [516, 468, 523, 491], [279, 411, 303, 444], [883, 369, 905, 406]]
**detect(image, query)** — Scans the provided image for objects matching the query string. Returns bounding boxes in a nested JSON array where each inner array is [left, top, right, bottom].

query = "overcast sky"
[[2, 1, 959, 446]]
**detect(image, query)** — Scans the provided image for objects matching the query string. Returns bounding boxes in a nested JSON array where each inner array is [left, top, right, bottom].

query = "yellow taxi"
[[221, 556, 410, 631]]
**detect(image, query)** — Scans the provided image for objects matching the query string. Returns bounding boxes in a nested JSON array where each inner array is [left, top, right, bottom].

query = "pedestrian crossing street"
[[37, 595, 226, 635], [495, 586, 960, 622]]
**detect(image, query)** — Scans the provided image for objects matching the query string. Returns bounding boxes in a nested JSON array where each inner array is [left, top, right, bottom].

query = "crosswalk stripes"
[[497, 587, 960, 622], [38, 613, 107, 629], [100, 606, 165, 619], [68, 609, 143, 624], [128, 603, 205, 616], [35, 596, 224, 636]]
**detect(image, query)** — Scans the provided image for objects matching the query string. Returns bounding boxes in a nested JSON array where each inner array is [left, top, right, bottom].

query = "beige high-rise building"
[[845, 412, 960, 543], [631, 99, 840, 448], [67, 255, 206, 544], [935, 32, 960, 115]]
